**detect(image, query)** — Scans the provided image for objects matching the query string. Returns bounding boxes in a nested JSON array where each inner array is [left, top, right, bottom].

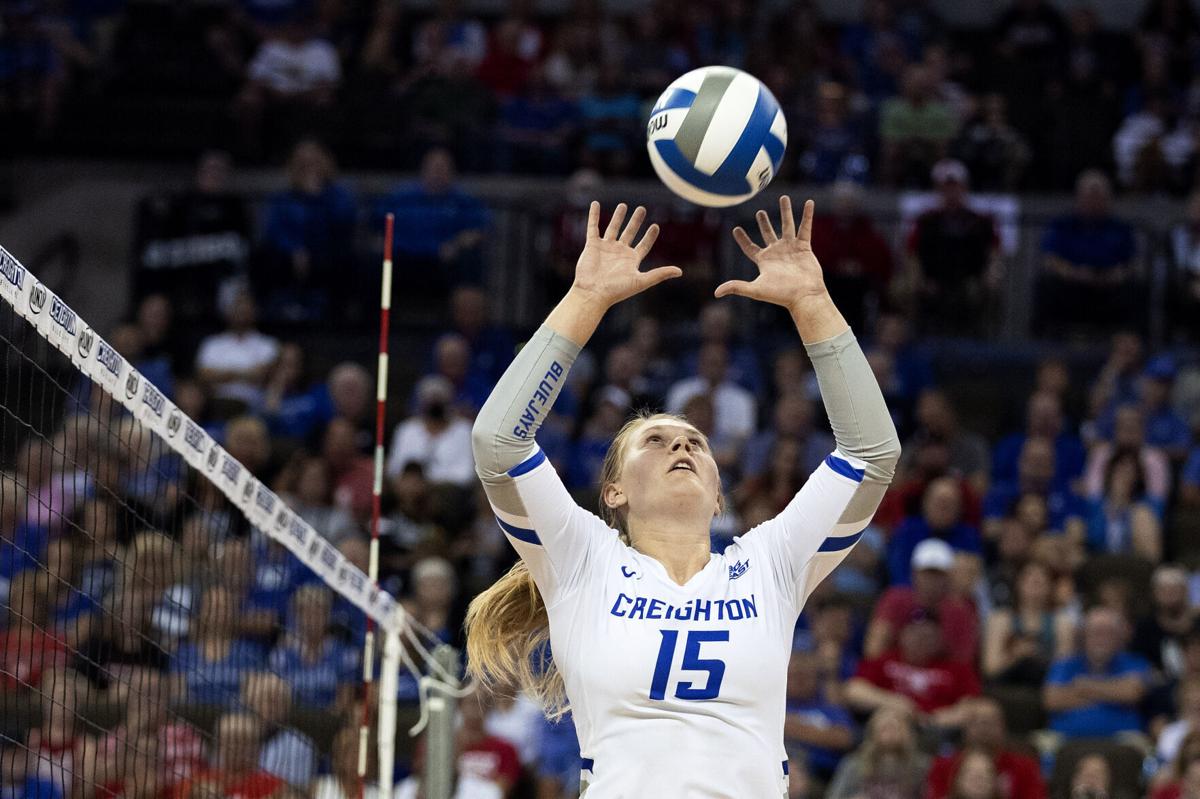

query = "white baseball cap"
[[911, 538, 955, 572]]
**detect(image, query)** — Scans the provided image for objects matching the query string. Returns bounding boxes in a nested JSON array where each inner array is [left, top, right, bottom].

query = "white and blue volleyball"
[[646, 66, 787, 208]]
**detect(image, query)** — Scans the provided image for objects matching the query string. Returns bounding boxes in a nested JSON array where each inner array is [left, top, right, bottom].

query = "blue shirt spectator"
[[1041, 211, 1136, 274], [173, 638, 266, 706], [887, 478, 983, 586], [983, 481, 1087, 536], [992, 392, 1086, 489], [784, 651, 857, 778], [262, 147, 356, 267], [1043, 608, 1150, 738], [377, 149, 487, 271], [536, 714, 581, 798], [268, 637, 357, 710]]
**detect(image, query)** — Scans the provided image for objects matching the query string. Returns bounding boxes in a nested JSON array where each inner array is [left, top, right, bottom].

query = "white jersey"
[[488, 446, 871, 798]]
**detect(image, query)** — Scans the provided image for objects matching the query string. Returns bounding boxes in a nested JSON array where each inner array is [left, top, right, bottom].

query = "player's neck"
[[629, 523, 712, 586]]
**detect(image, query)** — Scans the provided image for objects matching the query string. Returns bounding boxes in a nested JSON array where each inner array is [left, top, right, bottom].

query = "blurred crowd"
[[10, 1, 1200, 799], [2, 0, 1200, 194], [9, 207, 1200, 798]]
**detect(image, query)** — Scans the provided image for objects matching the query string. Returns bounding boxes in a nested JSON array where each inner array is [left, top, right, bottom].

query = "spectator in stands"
[[536, 713, 582, 799], [414, 0, 488, 71], [1085, 404, 1172, 510], [278, 456, 357, 543], [1085, 449, 1163, 560], [1068, 753, 1116, 799], [887, 477, 983, 585], [0, 3, 64, 139], [0, 474, 39, 607], [386, 375, 474, 488], [1135, 566, 1195, 679], [880, 65, 959, 187], [1182, 442, 1200, 509], [0, 737, 60, 799], [380, 148, 488, 290], [784, 650, 856, 781], [866, 539, 979, 663], [428, 333, 492, 417], [311, 726, 365, 799], [1138, 356, 1192, 459], [172, 584, 265, 707], [261, 343, 330, 442], [984, 436, 1087, 542], [846, 612, 981, 728], [239, 671, 317, 788], [133, 151, 251, 338], [324, 417, 374, 524], [740, 394, 832, 489], [0, 570, 66, 691], [94, 668, 204, 797], [1035, 170, 1140, 335], [666, 342, 757, 454], [927, 696, 1046, 799], [839, 0, 909, 101], [682, 302, 765, 397], [983, 560, 1074, 687], [869, 312, 934, 408], [177, 713, 283, 799], [899, 388, 990, 493], [577, 62, 642, 175], [951, 93, 1030, 192], [236, 12, 341, 156], [494, 64, 578, 174], [809, 181, 893, 331], [905, 159, 1000, 335], [798, 83, 871, 185], [1159, 679, 1200, 772], [1171, 191, 1200, 340], [268, 586, 357, 712], [259, 139, 357, 321], [825, 707, 929, 799], [445, 284, 515, 387], [74, 586, 169, 698], [195, 289, 279, 414], [26, 668, 91, 799], [402, 557, 457, 645], [1044, 606, 1151, 739]]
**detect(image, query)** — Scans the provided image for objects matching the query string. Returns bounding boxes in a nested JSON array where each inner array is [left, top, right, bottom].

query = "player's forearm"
[[471, 316, 583, 479], [545, 287, 608, 347], [804, 323, 901, 490]]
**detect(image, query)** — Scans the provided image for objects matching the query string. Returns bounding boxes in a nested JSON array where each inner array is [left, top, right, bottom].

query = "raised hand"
[[715, 196, 829, 313], [571, 202, 682, 311]]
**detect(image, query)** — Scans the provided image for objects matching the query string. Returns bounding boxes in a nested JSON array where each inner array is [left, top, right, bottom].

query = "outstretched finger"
[[639, 265, 683, 289], [779, 195, 796, 239], [731, 227, 762, 260], [714, 279, 759, 300], [798, 199, 815, 244], [620, 206, 647, 245], [604, 203, 628, 240], [756, 209, 778, 244], [633, 223, 661, 258], [587, 201, 600, 239]]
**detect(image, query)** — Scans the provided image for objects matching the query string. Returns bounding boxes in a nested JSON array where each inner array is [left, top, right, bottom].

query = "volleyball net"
[[0, 245, 461, 799]]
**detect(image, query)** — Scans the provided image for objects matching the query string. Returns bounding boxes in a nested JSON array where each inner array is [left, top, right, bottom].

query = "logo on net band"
[[125, 372, 140, 400], [29, 283, 47, 314], [77, 326, 94, 359], [166, 411, 182, 438]]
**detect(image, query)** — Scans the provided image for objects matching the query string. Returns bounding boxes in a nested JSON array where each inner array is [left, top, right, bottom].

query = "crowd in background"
[[3, 0, 1200, 194], [9, 0, 1200, 799]]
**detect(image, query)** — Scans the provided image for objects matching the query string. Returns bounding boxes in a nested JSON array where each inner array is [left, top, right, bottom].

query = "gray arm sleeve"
[[471, 324, 581, 480], [804, 328, 902, 525]]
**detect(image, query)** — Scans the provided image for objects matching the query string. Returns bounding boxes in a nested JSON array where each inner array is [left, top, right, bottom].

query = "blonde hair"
[[465, 411, 716, 718]]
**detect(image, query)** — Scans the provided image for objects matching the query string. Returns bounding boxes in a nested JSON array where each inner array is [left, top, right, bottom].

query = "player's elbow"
[[470, 416, 506, 478]]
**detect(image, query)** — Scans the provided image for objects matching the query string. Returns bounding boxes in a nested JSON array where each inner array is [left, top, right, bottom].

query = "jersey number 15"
[[649, 630, 728, 701]]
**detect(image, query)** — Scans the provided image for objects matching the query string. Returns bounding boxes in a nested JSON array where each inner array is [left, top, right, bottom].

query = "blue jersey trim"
[[581, 758, 595, 771], [507, 448, 546, 478], [824, 453, 865, 482], [782, 760, 789, 775], [496, 516, 542, 546], [817, 529, 866, 553]]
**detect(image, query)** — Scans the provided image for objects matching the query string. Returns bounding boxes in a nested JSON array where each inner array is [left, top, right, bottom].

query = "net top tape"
[[0, 244, 404, 633]]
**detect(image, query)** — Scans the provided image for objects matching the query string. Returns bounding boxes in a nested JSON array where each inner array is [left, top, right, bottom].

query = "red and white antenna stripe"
[[359, 213, 394, 798]]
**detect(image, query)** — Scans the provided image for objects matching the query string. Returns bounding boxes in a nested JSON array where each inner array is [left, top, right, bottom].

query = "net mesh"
[[0, 252, 422, 799]]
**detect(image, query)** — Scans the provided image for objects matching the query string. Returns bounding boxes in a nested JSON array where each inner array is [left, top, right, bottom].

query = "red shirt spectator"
[[853, 648, 980, 714], [924, 697, 1046, 799], [866, 540, 980, 664]]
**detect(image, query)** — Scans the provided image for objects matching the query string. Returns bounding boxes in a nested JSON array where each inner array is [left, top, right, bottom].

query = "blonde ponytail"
[[465, 410, 714, 718]]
